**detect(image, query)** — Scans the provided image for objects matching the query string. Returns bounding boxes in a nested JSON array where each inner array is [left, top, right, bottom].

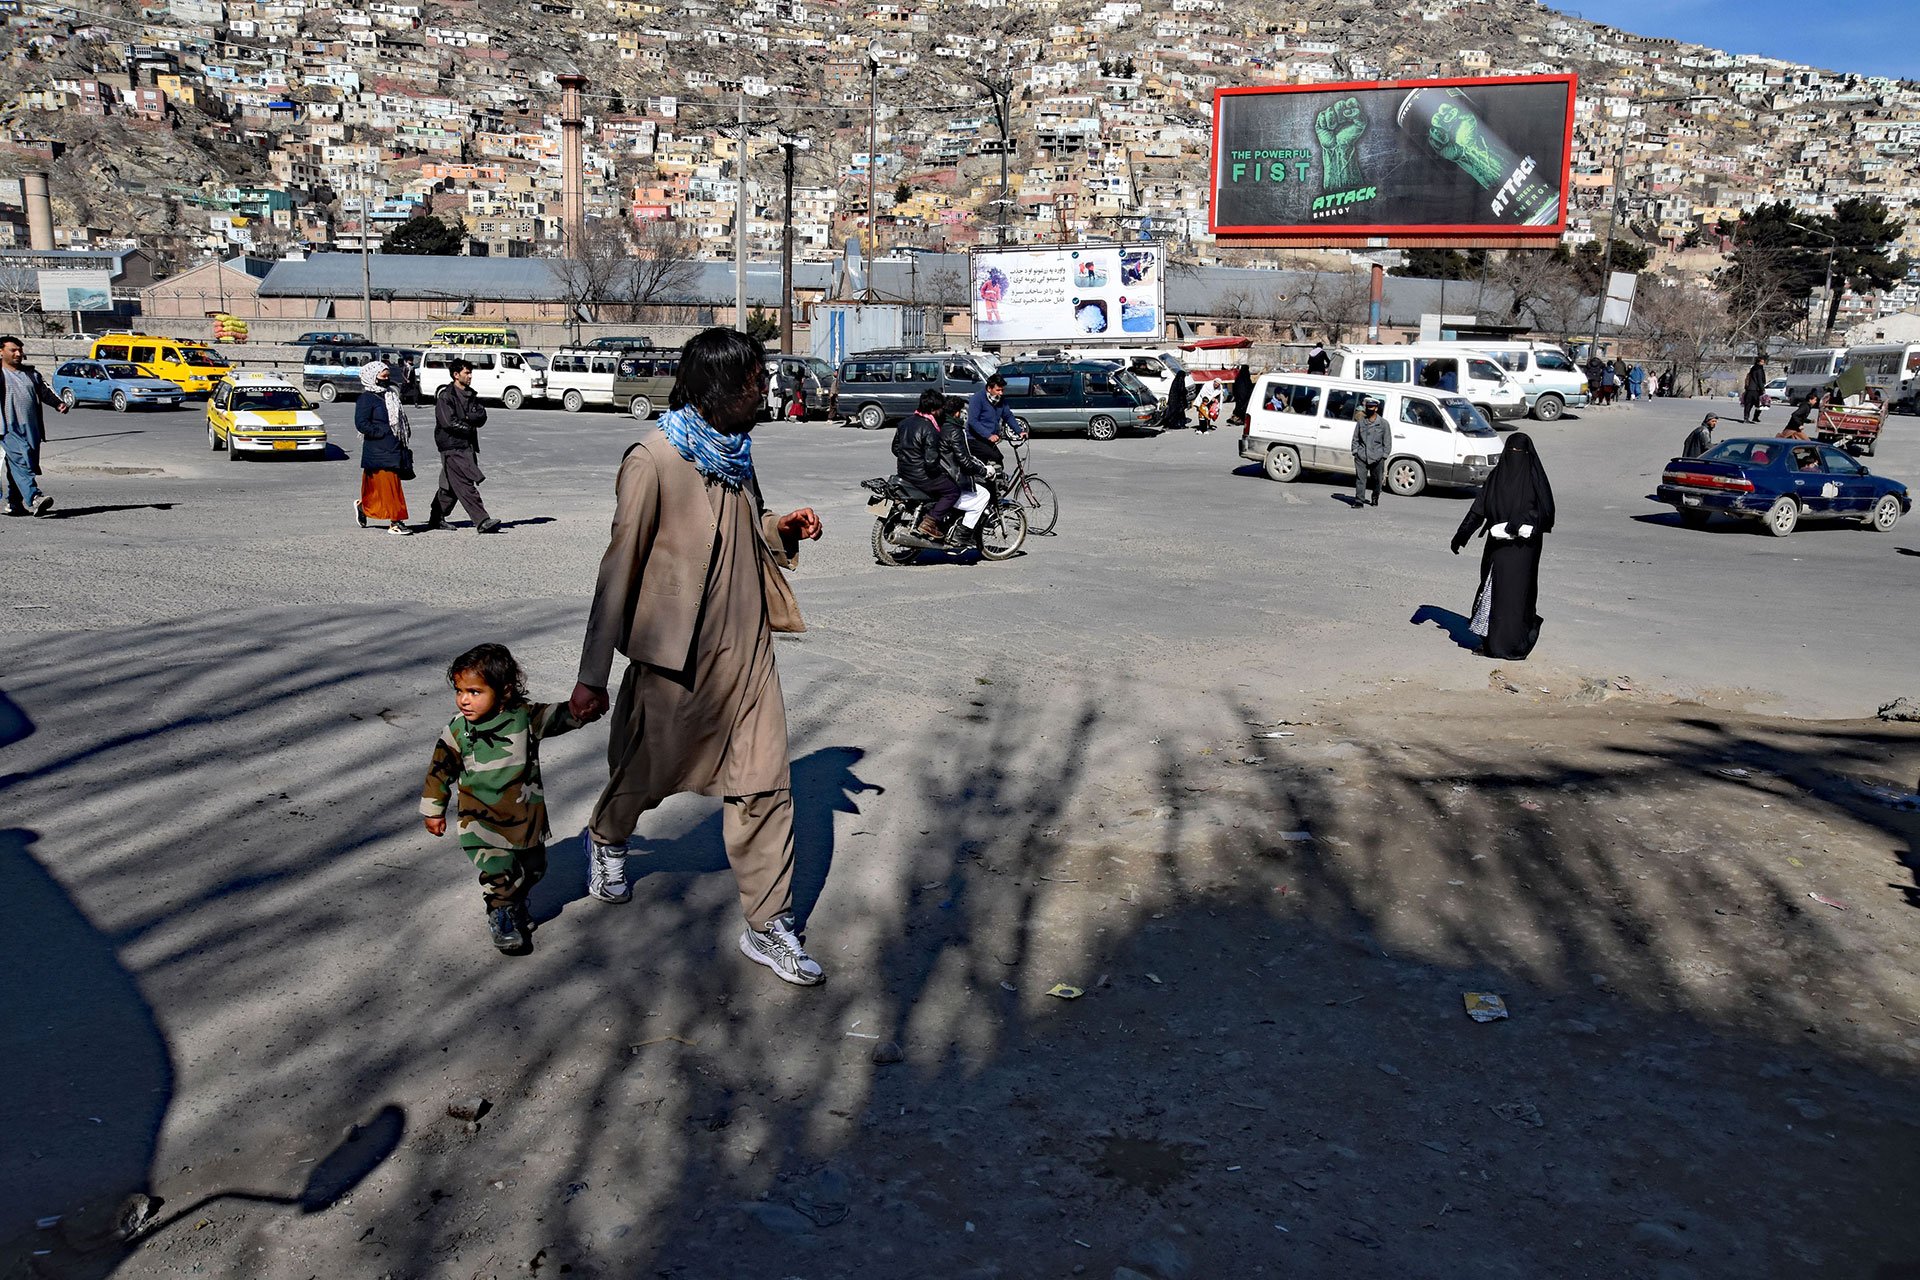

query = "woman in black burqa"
[[1450, 432, 1555, 660]]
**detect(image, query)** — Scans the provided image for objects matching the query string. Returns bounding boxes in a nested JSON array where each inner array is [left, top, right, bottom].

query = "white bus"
[[1842, 342, 1920, 413], [1780, 347, 1848, 407]]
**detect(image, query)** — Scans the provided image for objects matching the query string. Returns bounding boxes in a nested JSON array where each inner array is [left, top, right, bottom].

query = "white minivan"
[[1063, 346, 1186, 401], [418, 346, 549, 409], [1444, 341, 1589, 421], [544, 347, 628, 412], [1238, 374, 1503, 496], [1321, 344, 1528, 422]]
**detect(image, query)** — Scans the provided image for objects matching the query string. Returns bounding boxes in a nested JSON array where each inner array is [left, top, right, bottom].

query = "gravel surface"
[[3, 391, 1918, 1279]]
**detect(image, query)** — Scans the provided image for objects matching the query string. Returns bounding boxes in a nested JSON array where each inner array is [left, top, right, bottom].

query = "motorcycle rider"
[[893, 390, 961, 540]]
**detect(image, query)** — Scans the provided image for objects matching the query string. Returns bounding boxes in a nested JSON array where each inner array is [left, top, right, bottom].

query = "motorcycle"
[[862, 469, 1028, 565]]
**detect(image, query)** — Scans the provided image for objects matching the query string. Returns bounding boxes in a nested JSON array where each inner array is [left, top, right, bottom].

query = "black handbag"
[[397, 445, 416, 481]]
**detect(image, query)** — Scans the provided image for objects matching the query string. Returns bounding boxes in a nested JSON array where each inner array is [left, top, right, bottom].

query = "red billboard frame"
[[1208, 73, 1578, 243]]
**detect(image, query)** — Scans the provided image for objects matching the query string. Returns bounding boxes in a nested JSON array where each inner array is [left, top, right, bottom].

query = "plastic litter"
[[1047, 984, 1084, 1000], [1279, 830, 1313, 842], [1718, 767, 1751, 779], [1463, 992, 1510, 1022], [1146, 973, 1163, 985], [1254, 731, 1296, 739], [1808, 893, 1849, 911]]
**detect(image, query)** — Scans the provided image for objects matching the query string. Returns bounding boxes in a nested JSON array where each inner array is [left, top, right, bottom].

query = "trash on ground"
[[1520, 800, 1543, 811], [1464, 992, 1510, 1022], [35, 1217, 60, 1230], [1146, 973, 1163, 985], [446, 1096, 490, 1122], [870, 1041, 904, 1065], [1876, 695, 1920, 723], [1241, 756, 1265, 764], [1491, 1100, 1544, 1127], [1047, 984, 1084, 1000], [1255, 731, 1296, 739], [1719, 767, 1751, 779], [1808, 893, 1849, 911], [1279, 830, 1313, 842], [999, 980, 1017, 993], [1855, 780, 1920, 810]]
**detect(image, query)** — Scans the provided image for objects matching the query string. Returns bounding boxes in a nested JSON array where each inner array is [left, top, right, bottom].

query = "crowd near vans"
[[429, 323, 521, 348], [993, 359, 1161, 439], [87, 333, 231, 398], [832, 350, 996, 429], [416, 346, 547, 408], [1444, 341, 1590, 421], [1238, 374, 1503, 496], [1322, 344, 1528, 421]]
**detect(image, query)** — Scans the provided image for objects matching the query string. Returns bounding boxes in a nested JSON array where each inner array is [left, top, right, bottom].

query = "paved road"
[[8, 389, 1916, 716]]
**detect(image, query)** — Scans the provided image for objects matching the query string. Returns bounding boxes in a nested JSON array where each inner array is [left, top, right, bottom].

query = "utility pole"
[[360, 163, 375, 343], [735, 88, 748, 330], [865, 49, 879, 296], [779, 134, 804, 355]]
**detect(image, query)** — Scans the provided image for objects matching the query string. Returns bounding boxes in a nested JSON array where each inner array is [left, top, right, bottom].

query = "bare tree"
[[619, 219, 701, 318], [552, 218, 633, 326], [1714, 244, 1801, 355], [1290, 271, 1371, 344], [0, 257, 41, 334], [1629, 278, 1728, 397], [1516, 259, 1592, 347]]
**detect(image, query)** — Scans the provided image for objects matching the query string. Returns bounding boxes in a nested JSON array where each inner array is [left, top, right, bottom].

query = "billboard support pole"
[[1367, 262, 1384, 342]]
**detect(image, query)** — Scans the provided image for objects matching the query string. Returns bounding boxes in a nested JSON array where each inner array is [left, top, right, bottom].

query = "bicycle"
[[999, 430, 1058, 536]]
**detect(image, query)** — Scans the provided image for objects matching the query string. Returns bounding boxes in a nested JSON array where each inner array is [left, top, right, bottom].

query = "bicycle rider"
[[966, 373, 1022, 467]]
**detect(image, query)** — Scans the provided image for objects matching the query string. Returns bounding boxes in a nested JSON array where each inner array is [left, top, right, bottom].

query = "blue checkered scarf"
[[660, 404, 753, 490]]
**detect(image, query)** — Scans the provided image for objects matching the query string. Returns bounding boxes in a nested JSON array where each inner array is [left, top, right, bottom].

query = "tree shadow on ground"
[[3, 625, 1920, 1278]]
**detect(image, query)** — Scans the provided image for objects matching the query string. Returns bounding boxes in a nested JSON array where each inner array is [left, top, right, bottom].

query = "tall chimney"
[[558, 72, 587, 258], [24, 172, 55, 251]]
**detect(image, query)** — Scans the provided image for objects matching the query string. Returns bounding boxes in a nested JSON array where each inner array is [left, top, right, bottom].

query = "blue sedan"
[[52, 360, 185, 412], [1656, 436, 1909, 537]]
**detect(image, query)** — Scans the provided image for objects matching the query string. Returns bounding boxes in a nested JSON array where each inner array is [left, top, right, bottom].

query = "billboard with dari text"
[[970, 243, 1165, 346]]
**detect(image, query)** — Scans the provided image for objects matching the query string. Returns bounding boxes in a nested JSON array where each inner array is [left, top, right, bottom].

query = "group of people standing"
[[1584, 355, 1647, 406], [353, 357, 501, 536]]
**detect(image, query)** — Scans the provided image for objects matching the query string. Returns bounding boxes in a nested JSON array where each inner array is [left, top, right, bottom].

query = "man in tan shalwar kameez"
[[570, 328, 826, 986]]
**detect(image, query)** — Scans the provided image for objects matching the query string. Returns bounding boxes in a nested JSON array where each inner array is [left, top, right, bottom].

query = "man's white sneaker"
[[740, 914, 824, 986], [582, 827, 632, 903]]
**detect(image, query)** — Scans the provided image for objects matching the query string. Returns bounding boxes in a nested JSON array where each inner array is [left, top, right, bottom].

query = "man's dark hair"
[[448, 358, 473, 376], [670, 327, 766, 423], [985, 373, 1007, 389], [916, 388, 946, 414], [446, 642, 525, 708], [0, 335, 21, 350]]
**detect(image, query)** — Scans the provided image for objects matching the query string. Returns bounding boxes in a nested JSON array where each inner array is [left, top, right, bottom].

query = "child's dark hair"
[[447, 643, 525, 706]]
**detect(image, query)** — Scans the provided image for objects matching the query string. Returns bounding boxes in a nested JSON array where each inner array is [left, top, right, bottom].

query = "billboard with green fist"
[[1210, 75, 1575, 238]]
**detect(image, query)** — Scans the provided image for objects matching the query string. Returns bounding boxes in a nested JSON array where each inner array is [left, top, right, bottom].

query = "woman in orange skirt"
[[353, 360, 413, 535]]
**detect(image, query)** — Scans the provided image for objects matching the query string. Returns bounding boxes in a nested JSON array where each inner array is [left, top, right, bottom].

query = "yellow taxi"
[[206, 372, 328, 460], [89, 333, 232, 398]]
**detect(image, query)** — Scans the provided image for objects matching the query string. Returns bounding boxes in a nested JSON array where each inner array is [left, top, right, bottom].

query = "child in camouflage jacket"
[[422, 643, 585, 955]]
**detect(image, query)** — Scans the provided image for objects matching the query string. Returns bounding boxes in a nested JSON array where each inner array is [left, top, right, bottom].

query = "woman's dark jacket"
[[355, 390, 407, 472]]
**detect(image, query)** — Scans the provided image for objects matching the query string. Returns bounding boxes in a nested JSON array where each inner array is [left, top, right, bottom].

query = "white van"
[[1322, 344, 1528, 422], [1062, 345, 1186, 401], [418, 346, 548, 409], [545, 346, 627, 412], [1842, 342, 1920, 413], [1442, 341, 1589, 421], [1238, 374, 1503, 495], [1781, 347, 1848, 407]]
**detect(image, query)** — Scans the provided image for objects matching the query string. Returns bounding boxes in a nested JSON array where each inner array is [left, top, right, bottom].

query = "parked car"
[[1238, 374, 1503, 495], [293, 330, 363, 346], [1761, 375, 1789, 408], [583, 335, 655, 351], [993, 359, 1159, 439], [764, 354, 835, 420], [417, 346, 546, 408], [1655, 437, 1908, 536], [302, 342, 421, 404], [205, 372, 328, 460], [1449, 341, 1591, 421], [51, 359, 184, 411], [547, 346, 628, 412], [612, 350, 682, 420], [832, 350, 995, 429]]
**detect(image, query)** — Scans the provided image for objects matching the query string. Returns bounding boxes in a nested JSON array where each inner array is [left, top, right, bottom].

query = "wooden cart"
[[1815, 404, 1884, 457]]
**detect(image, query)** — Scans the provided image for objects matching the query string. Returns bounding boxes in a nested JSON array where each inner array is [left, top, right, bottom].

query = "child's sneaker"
[[583, 827, 632, 903], [740, 914, 824, 986], [488, 906, 529, 954]]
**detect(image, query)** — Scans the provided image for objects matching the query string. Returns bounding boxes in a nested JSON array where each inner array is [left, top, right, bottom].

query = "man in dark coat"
[[1228, 364, 1254, 425], [1306, 341, 1330, 375], [893, 391, 957, 539], [1349, 397, 1392, 508], [1451, 433, 1554, 660], [1, 334, 69, 516], [425, 358, 500, 534], [1681, 413, 1717, 458], [1741, 357, 1767, 422]]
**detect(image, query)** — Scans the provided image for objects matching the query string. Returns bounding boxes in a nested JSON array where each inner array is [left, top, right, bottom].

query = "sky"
[[1576, 0, 1919, 82]]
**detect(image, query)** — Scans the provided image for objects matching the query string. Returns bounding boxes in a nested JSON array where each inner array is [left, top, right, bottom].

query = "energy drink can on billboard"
[[1395, 87, 1561, 226]]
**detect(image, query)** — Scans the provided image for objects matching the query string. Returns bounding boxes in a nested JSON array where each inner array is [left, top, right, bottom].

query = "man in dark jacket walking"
[[1741, 357, 1767, 423], [425, 359, 501, 534], [1350, 397, 1392, 508]]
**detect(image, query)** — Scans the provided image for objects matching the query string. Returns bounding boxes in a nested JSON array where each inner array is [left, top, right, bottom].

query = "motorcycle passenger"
[[894, 389, 961, 540], [966, 373, 1020, 466], [936, 395, 991, 545]]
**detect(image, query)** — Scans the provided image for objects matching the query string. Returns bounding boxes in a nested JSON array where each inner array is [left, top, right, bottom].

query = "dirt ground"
[[9, 678, 1920, 1280]]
